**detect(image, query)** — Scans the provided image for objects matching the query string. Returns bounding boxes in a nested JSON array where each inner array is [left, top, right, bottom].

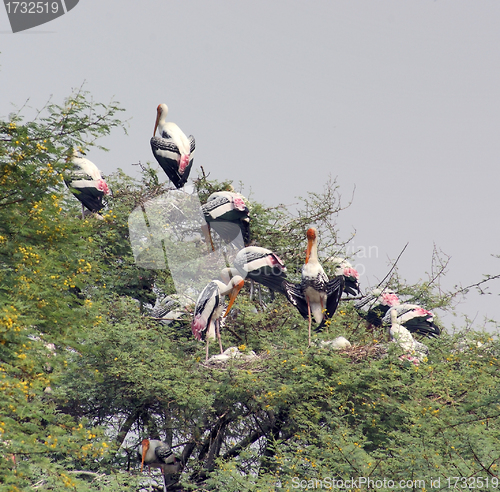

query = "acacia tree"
[[2, 91, 499, 492], [0, 89, 134, 491], [56, 165, 500, 490]]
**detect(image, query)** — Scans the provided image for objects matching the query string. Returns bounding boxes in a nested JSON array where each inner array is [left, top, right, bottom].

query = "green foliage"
[[0, 89, 128, 491], [1, 91, 499, 491]]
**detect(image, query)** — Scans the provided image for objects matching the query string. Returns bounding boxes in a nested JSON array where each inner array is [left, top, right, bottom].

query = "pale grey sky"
[[2, 1, 500, 331]]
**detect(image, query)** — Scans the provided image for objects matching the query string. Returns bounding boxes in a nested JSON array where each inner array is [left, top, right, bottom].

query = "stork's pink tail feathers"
[[96, 179, 110, 195], [179, 154, 190, 174], [191, 315, 205, 341]]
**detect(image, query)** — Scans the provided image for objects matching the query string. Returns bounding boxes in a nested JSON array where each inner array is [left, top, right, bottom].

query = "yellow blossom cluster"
[[60, 473, 77, 488], [17, 245, 40, 265], [0, 306, 20, 340], [77, 258, 92, 274]]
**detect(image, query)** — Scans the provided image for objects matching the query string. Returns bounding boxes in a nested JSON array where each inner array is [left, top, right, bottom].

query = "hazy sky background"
[[2, 1, 500, 331]]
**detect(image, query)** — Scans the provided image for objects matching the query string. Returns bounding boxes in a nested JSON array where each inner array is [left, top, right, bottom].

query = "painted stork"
[[283, 228, 344, 346], [328, 257, 361, 296], [355, 288, 400, 328], [233, 246, 287, 293], [382, 303, 440, 338], [201, 191, 250, 250], [150, 103, 195, 189], [389, 308, 429, 363], [221, 246, 287, 302], [64, 150, 110, 217], [191, 275, 245, 361], [138, 438, 180, 492]]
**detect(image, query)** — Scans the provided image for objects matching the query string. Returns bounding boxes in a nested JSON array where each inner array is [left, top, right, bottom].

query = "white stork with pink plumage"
[[150, 103, 195, 189], [201, 191, 251, 250], [191, 276, 245, 361], [64, 149, 110, 217]]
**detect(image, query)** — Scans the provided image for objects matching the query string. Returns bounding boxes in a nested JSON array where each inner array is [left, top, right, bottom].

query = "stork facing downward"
[[191, 276, 245, 361], [284, 228, 344, 346], [328, 257, 360, 296], [64, 149, 110, 218], [221, 246, 287, 302], [382, 303, 440, 338], [150, 103, 195, 189], [201, 191, 251, 250], [138, 438, 180, 492]]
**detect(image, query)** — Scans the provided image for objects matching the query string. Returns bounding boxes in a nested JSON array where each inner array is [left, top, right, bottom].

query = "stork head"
[[331, 257, 359, 279], [223, 276, 245, 317], [67, 147, 86, 162], [140, 438, 150, 472], [305, 227, 317, 264], [153, 103, 169, 136]]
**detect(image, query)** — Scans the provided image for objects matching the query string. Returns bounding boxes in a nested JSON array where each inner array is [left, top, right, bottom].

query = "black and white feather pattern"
[[202, 191, 251, 246], [354, 289, 400, 327], [154, 444, 175, 464], [64, 154, 110, 213], [148, 296, 185, 325], [284, 275, 344, 329], [150, 134, 195, 189], [234, 246, 287, 293], [382, 303, 440, 338], [191, 281, 221, 342]]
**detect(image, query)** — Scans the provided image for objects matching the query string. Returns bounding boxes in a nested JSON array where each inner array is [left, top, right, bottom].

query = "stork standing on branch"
[[64, 149, 110, 218], [191, 276, 245, 361], [150, 103, 195, 189], [201, 190, 251, 250], [284, 228, 344, 346]]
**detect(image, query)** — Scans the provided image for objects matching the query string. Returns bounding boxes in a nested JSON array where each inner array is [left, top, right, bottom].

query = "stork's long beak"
[[153, 109, 161, 137], [224, 280, 244, 317], [140, 448, 146, 472], [305, 236, 313, 264], [140, 439, 150, 472]]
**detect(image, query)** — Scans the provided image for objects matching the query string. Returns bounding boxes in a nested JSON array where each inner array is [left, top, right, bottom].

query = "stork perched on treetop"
[[138, 438, 180, 492], [150, 103, 195, 189], [328, 257, 361, 296], [283, 227, 344, 346], [389, 308, 429, 364], [221, 245, 287, 298], [382, 303, 440, 338], [201, 190, 251, 251], [64, 149, 110, 218], [191, 275, 245, 361]]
